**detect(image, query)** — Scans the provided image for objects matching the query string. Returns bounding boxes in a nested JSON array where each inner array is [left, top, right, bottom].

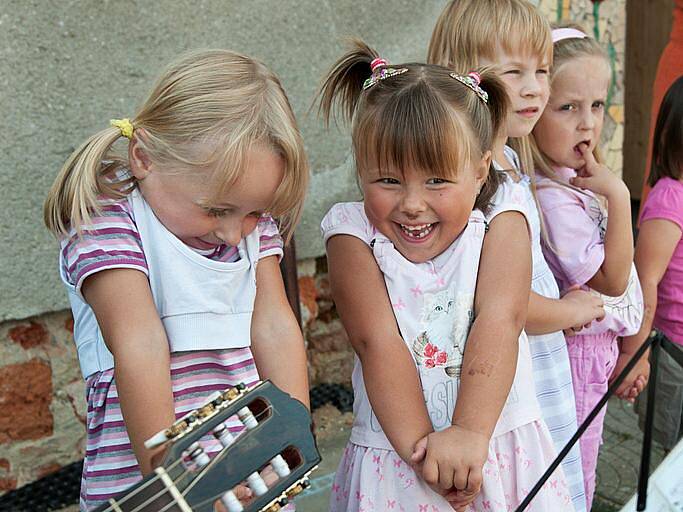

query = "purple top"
[[640, 177, 683, 344], [535, 167, 643, 337]]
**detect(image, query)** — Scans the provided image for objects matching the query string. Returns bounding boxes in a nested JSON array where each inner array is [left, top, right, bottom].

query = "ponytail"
[[468, 67, 509, 212], [44, 126, 131, 237], [318, 38, 380, 126]]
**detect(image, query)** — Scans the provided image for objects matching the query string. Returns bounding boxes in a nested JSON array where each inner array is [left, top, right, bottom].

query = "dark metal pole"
[[280, 239, 302, 328], [514, 334, 655, 512], [637, 334, 661, 511]]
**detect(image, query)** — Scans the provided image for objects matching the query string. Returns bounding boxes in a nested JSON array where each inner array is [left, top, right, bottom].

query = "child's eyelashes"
[[426, 177, 450, 185], [375, 177, 451, 185], [205, 207, 230, 217], [558, 101, 606, 112], [204, 207, 263, 219]]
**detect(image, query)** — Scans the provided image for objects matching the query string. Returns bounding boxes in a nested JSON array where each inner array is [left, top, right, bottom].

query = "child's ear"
[[128, 128, 153, 180], [475, 150, 492, 187]]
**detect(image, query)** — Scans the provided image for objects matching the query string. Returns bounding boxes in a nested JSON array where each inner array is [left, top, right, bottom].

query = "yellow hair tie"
[[110, 118, 134, 139]]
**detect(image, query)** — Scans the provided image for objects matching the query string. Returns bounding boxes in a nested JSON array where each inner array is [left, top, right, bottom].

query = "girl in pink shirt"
[[530, 25, 644, 510], [626, 76, 683, 451]]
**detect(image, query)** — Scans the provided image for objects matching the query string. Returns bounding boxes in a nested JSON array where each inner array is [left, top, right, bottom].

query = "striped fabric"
[[495, 146, 586, 512], [60, 193, 286, 510], [60, 194, 284, 292], [80, 349, 260, 510]]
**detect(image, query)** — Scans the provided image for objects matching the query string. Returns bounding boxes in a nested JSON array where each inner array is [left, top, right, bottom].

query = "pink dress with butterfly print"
[[321, 202, 573, 512]]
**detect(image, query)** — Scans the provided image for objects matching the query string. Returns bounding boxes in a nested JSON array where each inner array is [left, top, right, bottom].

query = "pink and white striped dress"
[[60, 193, 283, 511]]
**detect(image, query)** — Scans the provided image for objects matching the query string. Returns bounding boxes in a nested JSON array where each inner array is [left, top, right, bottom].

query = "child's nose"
[[401, 190, 427, 216], [522, 75, 542, 97], [578, 110, 596, 130], [215, 220, 243, 247]]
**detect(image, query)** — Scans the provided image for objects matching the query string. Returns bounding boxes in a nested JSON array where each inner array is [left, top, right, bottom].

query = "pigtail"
[[476, 67, 509, 141], [317, 38, 379, 126], [471, 67, 509, 212], [44, 128, 130, 237]]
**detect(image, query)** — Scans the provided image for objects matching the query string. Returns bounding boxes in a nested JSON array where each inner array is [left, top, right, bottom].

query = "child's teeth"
[[400, 223, 434, 239]]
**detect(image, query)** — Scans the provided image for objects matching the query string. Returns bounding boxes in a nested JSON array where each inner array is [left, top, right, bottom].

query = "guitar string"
[[153, 404, 276, 512], [98, 455, 188, 512], [99, 401, 270, 512], [124, 404, 275, 512], [165, 404, 277, 512]]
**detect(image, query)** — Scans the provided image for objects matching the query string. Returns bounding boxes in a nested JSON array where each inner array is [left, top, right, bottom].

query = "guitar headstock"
[[97, 381, 320, 512]]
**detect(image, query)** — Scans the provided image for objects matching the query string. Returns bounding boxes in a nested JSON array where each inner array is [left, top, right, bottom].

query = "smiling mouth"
[[398, 223, 436, 240], [194, 237, 221, 248]]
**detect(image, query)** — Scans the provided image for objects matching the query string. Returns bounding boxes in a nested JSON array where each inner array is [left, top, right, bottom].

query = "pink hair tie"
[[552, 28, 588, 43], [468, 71, 481, 86], [370, 58, 388, 72]]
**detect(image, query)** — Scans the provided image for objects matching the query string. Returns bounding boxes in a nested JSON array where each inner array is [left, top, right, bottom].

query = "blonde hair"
[[428, 0, 552, 72], [530, 22, 610, 187], [44, 49, 308, 242], [317, 39, 510, 213], [427, 0, 552, 180]]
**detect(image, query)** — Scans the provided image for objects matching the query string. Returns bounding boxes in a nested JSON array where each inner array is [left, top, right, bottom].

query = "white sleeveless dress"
[[321, 202, 572, 512]]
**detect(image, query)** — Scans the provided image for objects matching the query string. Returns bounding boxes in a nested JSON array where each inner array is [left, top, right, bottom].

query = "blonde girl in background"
[[319, 39, 572, 512], [44, 49, 309, 511], [428, 3, 604, 511], [530, 25, 644, 510]]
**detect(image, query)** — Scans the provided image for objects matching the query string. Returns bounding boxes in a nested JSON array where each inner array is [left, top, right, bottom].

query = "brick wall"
[[0, 312, 86, 491]]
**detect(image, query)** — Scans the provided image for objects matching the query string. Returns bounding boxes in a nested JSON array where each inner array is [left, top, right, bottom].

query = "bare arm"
[[417, 211, 532, 500], [250, 255, 310, 409], [453, 210, 531, 437], [570, 146, 634, 296], [82, 269, 175, 475], [526, 289, 604, 335], [586, 186, 633, 296], [615, 219, 681, 393], [327, 234, 432, 461]]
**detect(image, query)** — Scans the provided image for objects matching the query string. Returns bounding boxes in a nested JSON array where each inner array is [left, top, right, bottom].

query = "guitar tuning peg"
[[237, 407, 292, 479], [213, 422, 236, 447], [144, 428, 169, 449], [220, 490, 244, 512], [246, 472, 268, 497], [237, 407, 259, 429], [270, 454, 291, 478], [185, 442, 211, 468]]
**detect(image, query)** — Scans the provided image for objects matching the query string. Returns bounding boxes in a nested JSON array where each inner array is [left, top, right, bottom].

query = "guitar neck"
[[93, 465, 191, 512]]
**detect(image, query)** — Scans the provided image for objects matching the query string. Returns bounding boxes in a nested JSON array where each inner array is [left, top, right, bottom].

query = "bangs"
[[203, 117, 308, 241], [496, 10, 553, 64], [354, 85, 476, 179]]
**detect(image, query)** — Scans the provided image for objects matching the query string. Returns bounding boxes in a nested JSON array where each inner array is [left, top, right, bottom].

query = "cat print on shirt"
[[412, 289, 474, 377]]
